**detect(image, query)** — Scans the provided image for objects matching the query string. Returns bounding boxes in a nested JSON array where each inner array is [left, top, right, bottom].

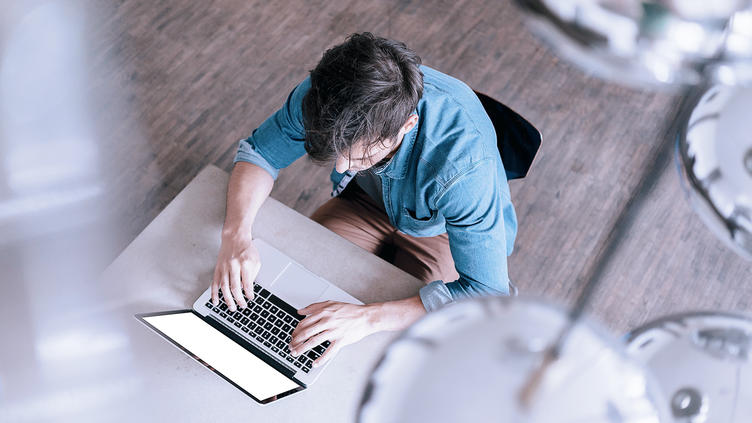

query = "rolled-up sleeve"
[[233, 77, 311, 179], [419, 157, 516, 311]]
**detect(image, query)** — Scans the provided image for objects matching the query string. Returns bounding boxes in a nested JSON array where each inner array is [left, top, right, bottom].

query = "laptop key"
[[254, 326, 264, 335], [261, 310, 270, 319], [233, 311, 243, 319], [274, 320, 283, 328], [268, 315, 277, 323], [249, 322, 257, 330], [322, 340, 331, 347], [254, 284, 261, 292], [294, 361, 302, 368], [276, 310, 285, 318], [241, 327, 249, 333], [302, 367, 310, 373], [263, 322, 273, 331], [307, 351, 319, 360], [205, 301, 213, 308], [259, 288, 271, 298], [270, 305, 279, 314], [242, 309, 251, 316], [271, 327, 280, 336], [271, 346, 279, 353], [283, 315, 293, 324], [282, 324, 292, 333], [286, 356, 294, 363], [212, 307, 220, 313], [251, 313, 259, 321], [263, 341, 272, 348], [266, 293, 301, 316], [227, 316, 235, 323], [253, 305, 262, 313], [219, 303, 228, 311], [276, 340, 286, 349], [234, 322, 241, 328], [262, 331, 271, 339], [262, 302, 271, 310], [219, 312, 227, 318], [241, 317, 250, 325], [313, 345, 325, 355]]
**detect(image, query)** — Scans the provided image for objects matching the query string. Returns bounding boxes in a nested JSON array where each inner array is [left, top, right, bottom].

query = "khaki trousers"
[[311, 186, 460, 284]]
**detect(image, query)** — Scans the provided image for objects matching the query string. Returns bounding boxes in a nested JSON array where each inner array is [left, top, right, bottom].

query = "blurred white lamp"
[[677, 85, 752, 260], [514, 0, 752, 88], [627, 312, 752, 422], [358, 297, 669, 422]]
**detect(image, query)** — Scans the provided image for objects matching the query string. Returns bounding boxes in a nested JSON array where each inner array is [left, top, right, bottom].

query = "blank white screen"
[[144, 312, 300, 401]]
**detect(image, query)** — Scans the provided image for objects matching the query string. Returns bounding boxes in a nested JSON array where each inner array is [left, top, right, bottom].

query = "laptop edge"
[[135, 309, 306, 405]]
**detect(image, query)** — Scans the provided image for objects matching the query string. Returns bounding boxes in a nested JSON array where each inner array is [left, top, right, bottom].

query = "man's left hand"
[[290, 300, 379, 367]]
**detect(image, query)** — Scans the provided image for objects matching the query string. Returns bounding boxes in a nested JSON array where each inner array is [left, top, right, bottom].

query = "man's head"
[[302, 32, 424, 172]]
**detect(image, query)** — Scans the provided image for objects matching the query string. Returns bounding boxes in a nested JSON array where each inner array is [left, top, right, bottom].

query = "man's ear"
[[402, 114, 419, 133]]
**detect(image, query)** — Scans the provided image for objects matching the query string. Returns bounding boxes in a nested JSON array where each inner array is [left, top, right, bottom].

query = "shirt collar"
[[377, 111, 419, 180]]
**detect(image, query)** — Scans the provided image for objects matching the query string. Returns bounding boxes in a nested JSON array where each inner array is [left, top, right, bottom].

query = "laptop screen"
[[140, 311, 302, 403]]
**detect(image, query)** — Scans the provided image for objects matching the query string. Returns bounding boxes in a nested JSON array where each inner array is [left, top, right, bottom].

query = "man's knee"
[[311, 198, 350, 230]]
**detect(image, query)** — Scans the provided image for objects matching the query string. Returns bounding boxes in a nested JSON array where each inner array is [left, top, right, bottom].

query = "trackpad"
[[272, 263, 328, 310]]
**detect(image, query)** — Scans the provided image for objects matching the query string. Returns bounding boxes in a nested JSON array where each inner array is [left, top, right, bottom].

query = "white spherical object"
[[678, 85, 752, 260], [627, 312, 752, 422], [359, 297, 669, 423]]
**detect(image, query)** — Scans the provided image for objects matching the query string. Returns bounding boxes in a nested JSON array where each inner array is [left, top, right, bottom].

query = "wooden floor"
[[88, 0, 752, 333]]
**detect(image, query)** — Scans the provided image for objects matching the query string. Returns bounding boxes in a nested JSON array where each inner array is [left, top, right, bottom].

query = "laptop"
[[136, 238, 362, 404]]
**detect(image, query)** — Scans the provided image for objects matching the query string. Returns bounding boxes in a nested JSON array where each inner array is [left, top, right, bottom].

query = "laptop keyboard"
[[206, 285, 330, 374]]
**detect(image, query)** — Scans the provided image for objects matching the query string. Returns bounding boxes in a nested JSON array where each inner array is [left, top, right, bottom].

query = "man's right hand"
[[211, 232, 261, 312]]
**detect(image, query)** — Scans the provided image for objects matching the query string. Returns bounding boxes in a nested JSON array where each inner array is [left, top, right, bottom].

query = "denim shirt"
[[234, 66, 517, 311]]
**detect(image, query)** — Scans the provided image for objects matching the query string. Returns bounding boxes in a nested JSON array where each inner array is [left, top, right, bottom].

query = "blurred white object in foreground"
[[0, 2, 139, 422], [678, 85, 752, 260], [515, 0, 752, 88], [0, 2, 105, 242], [627, 312, 752, 422], [358, 297, 669, 423]]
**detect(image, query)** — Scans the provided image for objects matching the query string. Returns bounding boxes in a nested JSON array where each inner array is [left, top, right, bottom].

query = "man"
[[211, 33, 517, 367]]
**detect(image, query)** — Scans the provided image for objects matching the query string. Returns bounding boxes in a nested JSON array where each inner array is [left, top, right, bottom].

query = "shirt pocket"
[[399, 207, 442, 235]]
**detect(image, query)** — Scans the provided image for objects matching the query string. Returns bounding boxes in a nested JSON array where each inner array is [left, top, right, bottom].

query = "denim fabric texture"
[[234, 66, 517, 311]]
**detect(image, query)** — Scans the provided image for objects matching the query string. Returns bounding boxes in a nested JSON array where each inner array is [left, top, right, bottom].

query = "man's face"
[[334, 138, 399, 173], [334, 114, 418, 173]]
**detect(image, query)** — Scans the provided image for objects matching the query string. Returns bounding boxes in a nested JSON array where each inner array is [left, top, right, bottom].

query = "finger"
[[220, 271, 237, 312], [230, 261, 247, 309], [240, 263, 255, 302], [290, 330, 331, 356], [211, 267, 220, 306], [248, 256, 261, 282], [291, 313, 327, 341], [312, 340, 340, 368], [298, 301, 332, 315]]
